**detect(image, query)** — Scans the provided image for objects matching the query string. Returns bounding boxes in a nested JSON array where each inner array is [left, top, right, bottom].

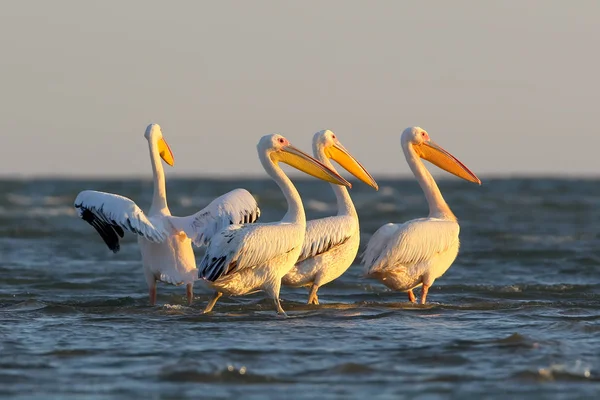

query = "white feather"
[[167, 189, 260, 247], [297, 216, 354, 263], [74, 190, 168, 244], [361, 223, 401, 271], [282, 215, 359, 292], [363, 218, 459, 278], [199, 222, 302, 282]]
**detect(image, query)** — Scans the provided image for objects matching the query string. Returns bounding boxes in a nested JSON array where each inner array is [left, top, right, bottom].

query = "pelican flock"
[[198, 134, 351, 315], [74, 124, 260, 305], [362, 127, 481, 304], [282, 130, 378, 304], [73, 123, 481, 313]]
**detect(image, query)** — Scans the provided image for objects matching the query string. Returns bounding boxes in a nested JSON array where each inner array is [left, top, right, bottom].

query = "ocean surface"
[[1, 177, 599, 399]]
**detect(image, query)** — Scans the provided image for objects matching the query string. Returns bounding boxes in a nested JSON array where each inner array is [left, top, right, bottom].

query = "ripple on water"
[[515, 360, 596, 382], [42, 349, 100, 358], [2, 178, 600, 398], [0, 299, 47, 312], [158, 364, 288, 384]]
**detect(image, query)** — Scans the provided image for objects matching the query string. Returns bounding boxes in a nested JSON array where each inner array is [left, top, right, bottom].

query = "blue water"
[[1, 178, 599, 399]]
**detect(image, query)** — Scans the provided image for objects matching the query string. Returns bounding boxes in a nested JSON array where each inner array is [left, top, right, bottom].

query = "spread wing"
[[362, 218, 459, 274], [167, 189, 260, 247], [199, 222, 302, 282], [296, 215, 356, 263], [74, 190, 168, 253]]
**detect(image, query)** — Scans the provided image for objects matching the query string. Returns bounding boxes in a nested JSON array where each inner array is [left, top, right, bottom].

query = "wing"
[[361, 223, 401, 269], [199, 223, 301, 282], [167, 189, 260, 247], [74, 190, 167, 253], [362, 219, 459, 274], [296, 216, 355, 264]]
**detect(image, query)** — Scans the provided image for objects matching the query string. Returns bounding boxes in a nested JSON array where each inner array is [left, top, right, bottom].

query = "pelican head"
[[144, 123, 175, 167], [313, 130, 378, 190], [402, 127, 480, 184], [258, 134, 351, 187]]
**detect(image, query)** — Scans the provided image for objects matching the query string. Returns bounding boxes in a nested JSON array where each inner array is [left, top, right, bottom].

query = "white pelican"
[[198, 134, 351, 315], [282, 130, 379, 304], [362, 127, 481, 304], [74, 124, 260, 306]]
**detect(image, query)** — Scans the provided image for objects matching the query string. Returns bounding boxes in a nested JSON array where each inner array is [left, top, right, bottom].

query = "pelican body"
[[74, 124, 260, 305], [362, 127, 480, 304], [198, 134, 351, 315], [282, 130, 378, 304]]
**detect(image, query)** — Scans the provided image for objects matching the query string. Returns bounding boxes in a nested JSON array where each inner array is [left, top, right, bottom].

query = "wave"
[[0, 205, 77, 218], [5, 193, 73, 206], [158, 364, 288, 384], [514, 360, 596, 382], [0, 299, 47, 312]]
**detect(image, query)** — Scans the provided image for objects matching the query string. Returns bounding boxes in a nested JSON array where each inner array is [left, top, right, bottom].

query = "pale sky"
[[0, 1, 598, 178]]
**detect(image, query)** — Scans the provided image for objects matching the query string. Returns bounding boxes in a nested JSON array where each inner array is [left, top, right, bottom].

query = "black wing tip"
[[200, 255, 227, 282], [80, 208, 123, 253], [114, 225, 125, 238]]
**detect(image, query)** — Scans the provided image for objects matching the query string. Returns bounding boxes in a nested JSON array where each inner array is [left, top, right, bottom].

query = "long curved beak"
[[415, 140, 480, 184], [158, 138, 175, 167], [326, 141, 379, 190], [275, 145, 351, 187]]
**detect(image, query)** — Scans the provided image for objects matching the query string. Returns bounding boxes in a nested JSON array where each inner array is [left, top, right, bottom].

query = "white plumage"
[[74, 124, 260, 305], [201, 223, 304, 283], [167, 188, 261, 247], [297, 216, 355, 264], [74, 190, 168, 246], [74, 189, 259, 252], [198, 133, 351, 315], [282, 130, 378, 304], [362, 127, 480, 304], [360, 223, 400, 268], [363, 219, 460, 296]]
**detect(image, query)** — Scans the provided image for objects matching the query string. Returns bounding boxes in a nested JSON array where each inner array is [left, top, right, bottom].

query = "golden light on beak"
[[273, 145, 351, 187], [415, 140, 481, 184], [158, 138, 175, 167], [326, 142, 379, 190]]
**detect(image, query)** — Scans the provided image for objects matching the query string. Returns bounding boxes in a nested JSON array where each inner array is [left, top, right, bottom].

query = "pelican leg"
[[308, 284, 320, 305], [420, 284, 430, 305], [149, 281, 157, 306], [202, 291, 223, 314], [407, 289, 416, 303], [264, 279, 287, 316], [186, 283, 194, 306], [274, 298, 288, 317]]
